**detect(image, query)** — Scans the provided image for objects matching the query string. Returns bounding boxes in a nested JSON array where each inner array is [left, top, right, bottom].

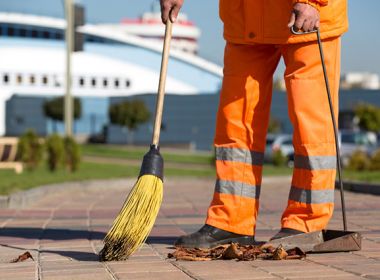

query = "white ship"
[[103, 4, 200, 54], [0, 8, 222, 136]]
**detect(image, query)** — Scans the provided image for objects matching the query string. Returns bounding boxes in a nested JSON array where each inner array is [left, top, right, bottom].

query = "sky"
[[1, 0, 379, 77]]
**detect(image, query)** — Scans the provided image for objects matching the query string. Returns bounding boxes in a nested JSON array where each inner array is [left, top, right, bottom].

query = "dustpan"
[[267, 230, 361, 253]]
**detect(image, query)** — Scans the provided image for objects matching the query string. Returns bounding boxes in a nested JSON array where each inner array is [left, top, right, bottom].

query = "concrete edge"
[[1, 178, 136, 209], [336, 180, 380, 196]]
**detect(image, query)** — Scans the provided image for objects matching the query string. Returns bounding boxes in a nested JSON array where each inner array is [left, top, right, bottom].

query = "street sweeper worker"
[[160, 0, 348, 247]]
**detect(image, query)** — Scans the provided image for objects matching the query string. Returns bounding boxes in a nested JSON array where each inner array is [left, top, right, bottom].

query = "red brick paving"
[[0, 177, 380, 279]]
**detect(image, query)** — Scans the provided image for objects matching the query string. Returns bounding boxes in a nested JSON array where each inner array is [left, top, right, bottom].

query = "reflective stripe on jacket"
[[219, 0, 348, 44]]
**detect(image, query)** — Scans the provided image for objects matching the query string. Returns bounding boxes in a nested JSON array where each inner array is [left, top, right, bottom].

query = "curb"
[[337, 180, 380, 196], [0, 178, 135, 209]]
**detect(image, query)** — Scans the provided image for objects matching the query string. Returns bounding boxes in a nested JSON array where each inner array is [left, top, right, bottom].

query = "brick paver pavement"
[[1, 176, 380, 280]]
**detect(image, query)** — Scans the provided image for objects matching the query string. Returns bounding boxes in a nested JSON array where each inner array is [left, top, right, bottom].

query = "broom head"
[[99, 145, 164, 261]]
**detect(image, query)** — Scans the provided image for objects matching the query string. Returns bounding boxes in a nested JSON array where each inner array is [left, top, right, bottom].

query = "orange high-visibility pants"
[[206, 37, 341, 236]]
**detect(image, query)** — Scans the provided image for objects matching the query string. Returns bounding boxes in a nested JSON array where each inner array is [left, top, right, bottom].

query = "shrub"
[[45, 134, 64, 172], [370, 149, 380, 171], [347, 150, 370, 171], [268, 117, 282, 134], [64, 136, 81, 172], [354, 103, 380, 132], [18, 130, 43, 171], [272, 150, 287, 167]]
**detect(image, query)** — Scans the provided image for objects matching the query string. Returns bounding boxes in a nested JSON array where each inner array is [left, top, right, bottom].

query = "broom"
[[99, 18, 173, 261]]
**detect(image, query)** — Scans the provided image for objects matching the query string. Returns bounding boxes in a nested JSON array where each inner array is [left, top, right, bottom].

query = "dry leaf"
[[223, 243, 243, 260], [272, 245, 288, 260], [286, 247, 306, 260], [10, 251, 34, 263], [179, 256, 212, 261]]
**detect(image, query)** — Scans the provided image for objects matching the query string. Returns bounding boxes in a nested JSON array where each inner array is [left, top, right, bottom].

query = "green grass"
[[263, 165, 292, 176], [82, 144, 213, 165], [0, 162, 137, 195], [0, 161, 218, 195], [343, 170, 380, 183]]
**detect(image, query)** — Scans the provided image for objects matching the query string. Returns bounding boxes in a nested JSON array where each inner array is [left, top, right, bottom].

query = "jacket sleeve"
[[293, 0, 328, 11]]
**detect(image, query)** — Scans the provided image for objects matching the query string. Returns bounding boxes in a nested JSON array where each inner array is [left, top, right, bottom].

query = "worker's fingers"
[[290, 3, 320, 32], [315, 18, 320, 29], [303, 19, 313, 32], [287, 12, 296, 28], [160, 0, 183, 24], [160, 0, 172, 23], [170, 4, 181, 22], [294, 14, 306, 31], [311, 19, 318, 31]]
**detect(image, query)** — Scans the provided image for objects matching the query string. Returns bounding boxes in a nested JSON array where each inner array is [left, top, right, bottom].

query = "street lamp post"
[[64, 0, 74, 137]]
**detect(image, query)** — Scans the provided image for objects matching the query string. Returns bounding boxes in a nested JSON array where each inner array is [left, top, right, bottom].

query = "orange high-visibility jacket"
[[219, 0, 348, 44]]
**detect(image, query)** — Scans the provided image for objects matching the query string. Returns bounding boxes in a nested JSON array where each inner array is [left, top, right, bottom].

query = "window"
[[16, 74, 22, 84], [54, 76, 60, 87], [42, 76, 48, 85], [55, 32, 63, 40], [91, 78, 97, 87], [103, 79, 108, 87], [114, 79, 119, 88], [19, 28, 27, 37], [3, 74, 9, 84], [79, 77, 85, 86], [7, 27, 14, 36], [31, 29, 38, 38], [125, 80, 131, 88], [30, 75, 35, 85], [43, 31, 49, 39]]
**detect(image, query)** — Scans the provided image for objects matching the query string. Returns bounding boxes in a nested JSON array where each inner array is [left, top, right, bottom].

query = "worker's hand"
[[288, 3, 320, 32], [160, 0, 184, 24]]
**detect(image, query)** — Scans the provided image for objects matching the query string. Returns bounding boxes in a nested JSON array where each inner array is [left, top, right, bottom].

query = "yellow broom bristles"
[[99, 174, 163, 261]]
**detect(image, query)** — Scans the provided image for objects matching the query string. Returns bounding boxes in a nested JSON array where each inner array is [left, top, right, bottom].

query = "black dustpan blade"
[[266, 230, 361, 253]]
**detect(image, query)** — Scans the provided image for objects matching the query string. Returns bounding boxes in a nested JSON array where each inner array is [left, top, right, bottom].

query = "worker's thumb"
[[288, 12, 296, 28]]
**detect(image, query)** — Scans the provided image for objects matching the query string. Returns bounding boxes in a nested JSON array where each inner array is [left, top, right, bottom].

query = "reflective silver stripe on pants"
[[215, 147, 264, 166], [215, 179, 261, 199], [289, 186, 334, 204], [294, 155, 337, 170]]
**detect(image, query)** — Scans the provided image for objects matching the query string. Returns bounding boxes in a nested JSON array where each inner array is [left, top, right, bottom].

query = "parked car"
[[339, 130, 378, 166], [265, 134, 294, 166], [265, 131, 379, 168]]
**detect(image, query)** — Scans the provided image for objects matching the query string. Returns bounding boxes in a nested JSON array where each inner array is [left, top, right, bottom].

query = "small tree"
[[43, 97, 82, 132], [45, 134, 64, 172], [268, 116, 282, 134], [109, 100, 150, 144], [272, 150, 287, 167], [18, 129, 43, 171], [64, 136, 81, 172], [354, 103, 380, 132]]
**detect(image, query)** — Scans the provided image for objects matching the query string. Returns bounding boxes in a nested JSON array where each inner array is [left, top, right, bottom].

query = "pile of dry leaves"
[[168, 243, 306, 261]]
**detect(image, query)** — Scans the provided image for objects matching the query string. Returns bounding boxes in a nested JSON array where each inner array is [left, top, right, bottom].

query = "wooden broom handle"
[[152, 19, 173, 146]]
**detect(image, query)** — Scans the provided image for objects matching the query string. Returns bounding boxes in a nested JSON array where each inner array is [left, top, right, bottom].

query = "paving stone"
[[114, 271, 192, 280]]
